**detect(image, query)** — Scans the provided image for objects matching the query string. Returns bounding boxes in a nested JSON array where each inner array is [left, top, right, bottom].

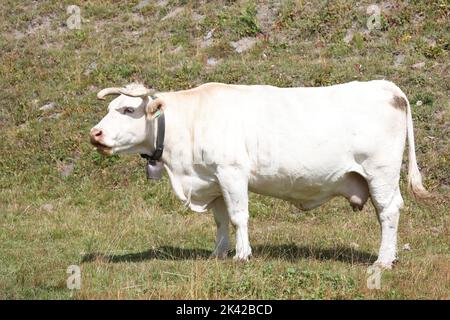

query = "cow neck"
[[140, 112, 165, 164]]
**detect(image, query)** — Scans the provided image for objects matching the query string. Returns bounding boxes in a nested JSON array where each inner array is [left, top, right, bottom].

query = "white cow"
[[90, 80, 429, 269]]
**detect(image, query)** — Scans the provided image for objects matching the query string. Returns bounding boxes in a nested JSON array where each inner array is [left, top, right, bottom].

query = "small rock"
[[412, 62, 425, 69], [350, 242, 360, 249], [430, 227, 440, 235], [42, 204, 53, 212], [200, 29, 215, 48], [230, 37, 257, 53], [131, 13, 145, 23], [39, 102, 57, 112], [48, 113, 62, 120], [412, 13, 425, 25], [207, 57, 219, 66], [171, 45, 183, 54], [38, 112, 62, 122], [381, 1, 395, 10], [192, 13, 205, 22], [394, 54, 405, 67], [161, 7, 184, 21], [403, 243, 411, 251], [60, 163, 74, 178], [256, 3, 277, 33], [13, 30, 25, 40], [416, 100, 423, 106], [32, 99, 40, 107], [200, 38, 213, 48], [425, 38, 436, 48], [344, 29, 354, 44], [133, 0, 151, 10], [83, 62, 97, 76], [204, 28, 215, 41]]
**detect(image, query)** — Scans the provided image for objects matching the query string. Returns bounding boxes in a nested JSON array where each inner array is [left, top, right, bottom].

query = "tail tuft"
[[408, 168, 432, 200]]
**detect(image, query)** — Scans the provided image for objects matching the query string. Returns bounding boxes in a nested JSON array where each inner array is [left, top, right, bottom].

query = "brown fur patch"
[[391, 95, 407, 111]]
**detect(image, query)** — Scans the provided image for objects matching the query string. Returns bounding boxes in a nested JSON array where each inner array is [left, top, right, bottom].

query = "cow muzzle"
[[90, 128, 113, 155]]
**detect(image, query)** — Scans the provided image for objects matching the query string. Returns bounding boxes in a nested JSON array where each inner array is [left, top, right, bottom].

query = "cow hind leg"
[[210, 197, 231, 259], [367, 173, 404, 269]]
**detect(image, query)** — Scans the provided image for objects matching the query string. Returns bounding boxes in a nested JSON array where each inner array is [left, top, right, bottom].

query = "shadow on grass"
[[82, 244, 376, 265], [254, 244, 377, 264], [82, 246, 211, 263]]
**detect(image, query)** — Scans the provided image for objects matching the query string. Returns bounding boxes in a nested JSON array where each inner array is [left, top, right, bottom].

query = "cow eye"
[[123, 107, 134, 114]]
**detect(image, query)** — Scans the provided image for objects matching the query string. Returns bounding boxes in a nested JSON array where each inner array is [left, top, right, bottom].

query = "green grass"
[[0, 0, 449, 299]]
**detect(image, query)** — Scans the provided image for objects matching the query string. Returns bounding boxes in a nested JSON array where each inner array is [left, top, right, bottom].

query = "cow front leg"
[[210, 197, 231, 259], [216, 167, 252, 261]]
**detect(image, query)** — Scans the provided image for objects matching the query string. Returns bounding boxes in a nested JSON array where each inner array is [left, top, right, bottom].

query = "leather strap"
[[140, 113, 165, 163]]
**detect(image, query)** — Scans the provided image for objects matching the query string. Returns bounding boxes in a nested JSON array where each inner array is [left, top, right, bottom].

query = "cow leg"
[[216, 167, 252, 261], [368, 176, 403, 269], [210, 197, 231, 259]]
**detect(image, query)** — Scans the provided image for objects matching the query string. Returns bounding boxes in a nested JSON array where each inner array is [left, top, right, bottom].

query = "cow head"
[[90, 83, 163, 156]]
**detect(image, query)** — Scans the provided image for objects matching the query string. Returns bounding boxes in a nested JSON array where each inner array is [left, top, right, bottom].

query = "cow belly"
[[248, 167, 369, 211], [248, 176, 338, 210]]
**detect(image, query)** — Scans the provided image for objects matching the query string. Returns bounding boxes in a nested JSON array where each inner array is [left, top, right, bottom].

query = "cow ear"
[[146, 98, 165, 119]]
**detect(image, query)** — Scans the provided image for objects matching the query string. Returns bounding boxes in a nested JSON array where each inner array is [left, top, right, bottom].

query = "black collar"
[[140, 113, 165, 164]]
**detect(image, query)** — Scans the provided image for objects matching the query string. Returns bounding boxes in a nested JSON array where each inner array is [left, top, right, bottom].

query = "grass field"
[[0, 0, 448, 299]]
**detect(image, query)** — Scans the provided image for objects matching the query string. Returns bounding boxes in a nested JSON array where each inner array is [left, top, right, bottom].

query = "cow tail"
[[404, 94, 431, 200]]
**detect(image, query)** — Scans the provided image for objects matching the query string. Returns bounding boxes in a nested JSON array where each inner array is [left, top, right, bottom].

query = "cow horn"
[[97, 86, 157, 100], [119, 87, 156, 98], [97, 87, 123, 100]]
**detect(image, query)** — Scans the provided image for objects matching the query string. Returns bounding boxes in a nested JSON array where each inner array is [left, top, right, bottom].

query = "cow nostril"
[[90, 128, 103, 140]]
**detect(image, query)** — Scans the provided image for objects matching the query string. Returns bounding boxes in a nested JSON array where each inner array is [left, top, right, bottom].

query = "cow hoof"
[[233, 255, 250, 262], [210, 248, 230, 259], [233, 252, 252, 262], [372, 260, 393, 270]]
